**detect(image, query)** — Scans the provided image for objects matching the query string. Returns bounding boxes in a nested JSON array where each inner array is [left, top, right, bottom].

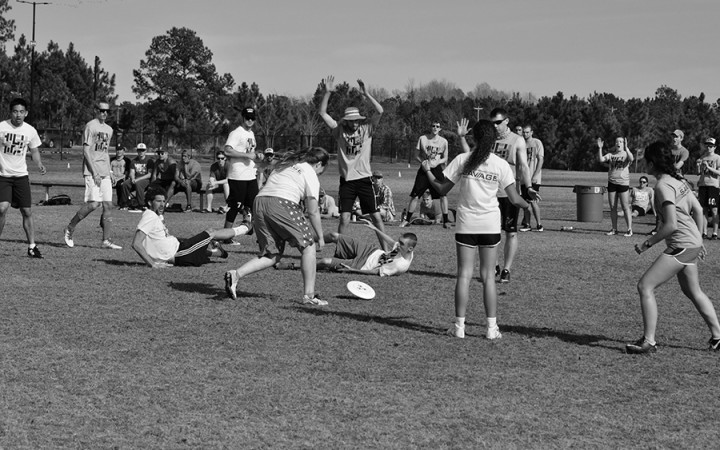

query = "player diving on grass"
[[294, 219, 416, 277]]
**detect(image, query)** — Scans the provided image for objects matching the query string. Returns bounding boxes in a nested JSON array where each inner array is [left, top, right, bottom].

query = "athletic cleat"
[[224, 238, 241, 246], [624, 229, 633, 237], [606, 229, 617, 236], [626, 337, 657, 354], [301, 294, 328, 306], [702, 233, 709, 240], [64, 227, 74, 248], [27, 246, 43, 258], [224, 270, 238, 300], [712, 234, 719, 241], [519, 223, 531, 232], [399, 220, 410, 228], [447, 323, 465, 338], [709, 337, 720, 351], [486, 326, 502, 340], [185, 205, 193, 212], [536, 225, 544, 232], [211, 240, 229, 259], [102, 240, 122, 250], [495, 265, 501, 277], [274, 261, 296, 270], [500, 269, 510, 283], [650, 228, 657, 236]]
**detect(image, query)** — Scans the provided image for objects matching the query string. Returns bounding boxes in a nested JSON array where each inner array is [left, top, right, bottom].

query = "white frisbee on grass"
[[347, 280, 376, 300]]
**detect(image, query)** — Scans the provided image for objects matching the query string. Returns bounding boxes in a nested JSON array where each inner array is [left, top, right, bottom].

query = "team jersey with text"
[[631, 187, 653, 212], [258, 162, 320, 205], [525, 137, 545, 183], [697, 152, 720, 188], [332, 122, 374, 181], [492, 131, 524, 198], [417, 134, 448, 167], [82, 119, 113, 177], [0, 120, 41, 177], [655, 176, 702, 248], [601, 151, 631, 185], [443, 152, 515, 234], [225, 126, 257, 180]]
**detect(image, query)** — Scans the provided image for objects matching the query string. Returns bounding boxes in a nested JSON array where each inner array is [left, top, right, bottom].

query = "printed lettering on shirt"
[[342, 132, 363, 157], [93, 132, 110, 153], [492, 142, 511, 161], [466, 169, 500, 182], [609, 155, 628, 171], [2, 133, 27, 155], [246, 137, 256, 152], [424, 144, 443, 162]]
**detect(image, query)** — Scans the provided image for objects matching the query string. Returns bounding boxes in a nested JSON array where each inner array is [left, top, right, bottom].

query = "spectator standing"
[[520, 125, 545, 232], [223, 107, 258, 233], [696, 137, 720, 239]]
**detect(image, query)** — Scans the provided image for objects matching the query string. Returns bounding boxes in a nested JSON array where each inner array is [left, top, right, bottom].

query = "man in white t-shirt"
[[132, 187, 251, 268], [0, 98, 47, 258], [223, 107, 258, 237], [64, 101, 122, 250]]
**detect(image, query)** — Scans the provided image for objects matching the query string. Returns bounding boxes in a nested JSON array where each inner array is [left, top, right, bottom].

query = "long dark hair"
[[462, 120, 495, 175], [644, 141, 683, 181], [270, 147, 330, 173]]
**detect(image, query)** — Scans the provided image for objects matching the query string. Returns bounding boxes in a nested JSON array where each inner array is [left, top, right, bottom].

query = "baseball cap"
[[372, 170, 383, 179], [136, 143, 147, 151], [264, 148, 274, 155], [672, 129, 684, 139], [319, 187, 326, 197], [241, 107, 256, 120], [705, 137, 716, 145]]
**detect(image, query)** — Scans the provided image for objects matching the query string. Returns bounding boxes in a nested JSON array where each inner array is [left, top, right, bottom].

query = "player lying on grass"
[[312, 219, 416, 276], [132, 187, 251, 268]]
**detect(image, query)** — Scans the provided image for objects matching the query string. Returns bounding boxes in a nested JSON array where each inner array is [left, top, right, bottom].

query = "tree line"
[[1, 4, 718, 172]]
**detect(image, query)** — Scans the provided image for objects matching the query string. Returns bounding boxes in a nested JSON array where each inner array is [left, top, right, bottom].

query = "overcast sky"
[[6, 0, 720, 105]]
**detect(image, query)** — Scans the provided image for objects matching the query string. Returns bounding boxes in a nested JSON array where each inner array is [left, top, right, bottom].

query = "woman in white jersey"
[[628, 141, 720, 354], [422, 120, 531, 340], [598, 137, 634, 236], [223, 147, 329, 306]]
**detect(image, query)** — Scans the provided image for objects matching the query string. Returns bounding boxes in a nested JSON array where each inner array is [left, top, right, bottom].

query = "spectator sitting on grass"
[[132, 187, 251, 268], [319, 188, 339, 219]]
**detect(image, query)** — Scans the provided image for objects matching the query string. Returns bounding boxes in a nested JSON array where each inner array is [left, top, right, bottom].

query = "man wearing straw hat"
[[319, 76, 386, 241]]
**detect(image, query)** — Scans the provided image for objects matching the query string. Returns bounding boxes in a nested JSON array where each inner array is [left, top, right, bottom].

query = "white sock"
[[487, 317, 497, 328], [455, 317, 465, 327], [233, 224, 249, 236], [28, 244, 36, 249]]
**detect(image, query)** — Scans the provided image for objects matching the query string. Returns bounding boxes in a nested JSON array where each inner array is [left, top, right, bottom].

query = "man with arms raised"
[[0, 98, 47, 257], [319, 75, 385, 237], [64, 101, 122, 249]]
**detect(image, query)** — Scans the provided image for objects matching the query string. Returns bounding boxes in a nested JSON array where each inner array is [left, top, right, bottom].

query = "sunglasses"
[[431, 124, 441, 128], [98, 110, 109, 113], [217, 157, 226, 160], [492, 119, 506, 125]]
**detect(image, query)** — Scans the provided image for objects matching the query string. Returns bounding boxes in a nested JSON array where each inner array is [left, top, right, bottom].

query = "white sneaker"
[[64, 227, 74, 248], [447, 323, 465, 338], [486, 326, 502, 340], [224, 270, 238, 300], [301, 294, 328, 306], [606, 229, 617, 236], [399, 220, 410, 228], [102, 240, 122, 250], [624, 229, 633, 237]]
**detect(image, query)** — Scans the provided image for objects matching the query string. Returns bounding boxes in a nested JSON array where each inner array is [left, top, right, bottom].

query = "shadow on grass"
[[407, 269, 455, 279], [296, 308, 441, 335], [502, 324, 625, 351], [96, 258, 147, 267]]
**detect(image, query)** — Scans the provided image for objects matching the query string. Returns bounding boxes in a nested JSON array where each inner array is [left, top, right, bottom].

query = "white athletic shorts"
[[84, 175, 113, 203]]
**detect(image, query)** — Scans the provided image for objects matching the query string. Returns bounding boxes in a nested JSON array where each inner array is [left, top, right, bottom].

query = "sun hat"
[[341, 107, 365, 121]]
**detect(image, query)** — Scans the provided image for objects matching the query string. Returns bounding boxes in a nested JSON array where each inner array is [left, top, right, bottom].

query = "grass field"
[[2, 154, 720, 448]]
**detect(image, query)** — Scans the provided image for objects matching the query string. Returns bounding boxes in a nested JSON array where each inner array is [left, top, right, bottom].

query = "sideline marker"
[[398, 171, 402, 178]]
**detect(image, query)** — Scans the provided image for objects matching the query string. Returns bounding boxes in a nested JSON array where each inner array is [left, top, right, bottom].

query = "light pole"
[[17, 0, 51, 117]]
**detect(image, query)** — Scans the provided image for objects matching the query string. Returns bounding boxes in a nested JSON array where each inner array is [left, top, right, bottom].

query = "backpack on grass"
[[40, 194, 72, 206]]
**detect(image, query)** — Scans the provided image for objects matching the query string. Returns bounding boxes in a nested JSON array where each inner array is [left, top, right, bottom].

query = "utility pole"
[[17, 0, 51, 119], [474, 107, 483, 122]]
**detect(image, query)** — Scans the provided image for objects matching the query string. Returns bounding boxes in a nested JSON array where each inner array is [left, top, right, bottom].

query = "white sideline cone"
[[407, 164, 411, 168], [398, 171, 402, 178], [67, 162, 70, 169]]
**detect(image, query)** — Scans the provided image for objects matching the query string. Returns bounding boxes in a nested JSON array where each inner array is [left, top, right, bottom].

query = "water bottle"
[[560, 226, 574, 231]]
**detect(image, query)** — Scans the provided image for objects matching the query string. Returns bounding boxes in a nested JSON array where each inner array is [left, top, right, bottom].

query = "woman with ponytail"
[[224, 147, 331, 306], [628, 141, 720, 354], [423, 120, 532, 340]]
